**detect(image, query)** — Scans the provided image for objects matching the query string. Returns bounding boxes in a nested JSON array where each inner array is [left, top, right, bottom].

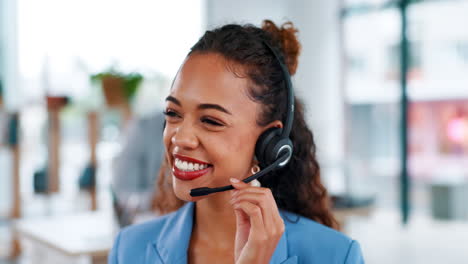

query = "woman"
[[108, 20, 364, 264]]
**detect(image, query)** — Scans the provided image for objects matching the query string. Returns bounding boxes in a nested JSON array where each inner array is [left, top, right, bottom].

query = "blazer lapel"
[[147, 202, 195, 264], [145, 243, 187, 264], [280, 256, 298, 264], [145, 243, 162, 263], [270, 210, 298, 264], [271, 232, 298, 264]]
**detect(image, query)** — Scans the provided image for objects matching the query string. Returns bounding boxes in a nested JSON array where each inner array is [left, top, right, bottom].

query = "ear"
[[251, 160, 259, 167], [258, 119, 283, 136], [265, 120, 283, 130]]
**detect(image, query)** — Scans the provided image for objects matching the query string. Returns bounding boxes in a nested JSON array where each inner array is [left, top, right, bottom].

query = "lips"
[[173, 154, 210, 165], [172, 154, 212, 181]]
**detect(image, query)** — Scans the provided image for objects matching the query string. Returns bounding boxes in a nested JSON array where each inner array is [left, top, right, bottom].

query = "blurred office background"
[[1, 0, 468, 263]]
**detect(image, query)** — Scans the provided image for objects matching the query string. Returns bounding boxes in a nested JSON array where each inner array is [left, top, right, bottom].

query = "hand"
[[229, 178, 285, 264]]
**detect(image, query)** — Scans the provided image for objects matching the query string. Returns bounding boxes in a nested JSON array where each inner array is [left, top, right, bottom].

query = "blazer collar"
[[149, 202, 296, 264]]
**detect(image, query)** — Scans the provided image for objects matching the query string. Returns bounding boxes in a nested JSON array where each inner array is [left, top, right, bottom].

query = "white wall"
[[0, 0, 19, 110], [285, 1, 345, 193], [205, 0, 287, 29], [0, 0, 16, 217], [0, 0, 3, 79], [205, 0, 346, 192]]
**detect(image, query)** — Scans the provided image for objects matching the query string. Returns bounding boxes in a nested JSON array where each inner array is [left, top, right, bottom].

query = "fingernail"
[[230, 178, 239, 183]]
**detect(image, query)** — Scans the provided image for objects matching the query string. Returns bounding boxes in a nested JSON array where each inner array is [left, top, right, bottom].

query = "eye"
[[163, 109, 180, 118], [201, 117, 223, 127]]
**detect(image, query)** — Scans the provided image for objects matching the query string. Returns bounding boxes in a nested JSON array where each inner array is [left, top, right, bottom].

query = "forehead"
[[170, 53, 257, 113]]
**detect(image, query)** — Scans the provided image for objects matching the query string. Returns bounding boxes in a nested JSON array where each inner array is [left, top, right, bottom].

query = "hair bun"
[[261, 20, 301, 75]]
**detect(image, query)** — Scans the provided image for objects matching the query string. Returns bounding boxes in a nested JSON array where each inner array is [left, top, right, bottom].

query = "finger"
[[233, 201, 267, 242], [234, 205, 249, 225], [231, 185, 284, 226], [233, 208, 250, 261], [230, 177, 252, 191], [232, 191, 285, 233], [230, 185, 284, 235], [231, 187, 280, 217], [231, 188, 279, 211], [233, 207, 250, 237], [230, 192, 265, 206], [230, 184, 268, 203], [231, 186, 273, 198], [230, 192, 274, 232]]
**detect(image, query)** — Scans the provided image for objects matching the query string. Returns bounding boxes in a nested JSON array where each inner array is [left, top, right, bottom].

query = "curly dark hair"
[[153, 20, 339, 230]]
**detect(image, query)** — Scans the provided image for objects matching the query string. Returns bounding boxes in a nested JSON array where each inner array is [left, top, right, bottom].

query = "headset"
[[190, 40, 295, 197]]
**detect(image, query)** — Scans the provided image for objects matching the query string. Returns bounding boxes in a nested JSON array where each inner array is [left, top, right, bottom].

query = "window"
[[342, 0, 468, 220]]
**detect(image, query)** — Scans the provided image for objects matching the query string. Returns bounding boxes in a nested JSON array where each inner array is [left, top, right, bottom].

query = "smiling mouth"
[[172, 155, 213, 181], [174, 158, 211, 171]]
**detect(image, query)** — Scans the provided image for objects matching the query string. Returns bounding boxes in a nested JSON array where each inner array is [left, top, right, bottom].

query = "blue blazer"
[[108, 202, 364, 264]]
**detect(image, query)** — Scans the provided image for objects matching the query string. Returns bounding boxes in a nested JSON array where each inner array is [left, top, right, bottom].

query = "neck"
[[192, 190, 237, 249]]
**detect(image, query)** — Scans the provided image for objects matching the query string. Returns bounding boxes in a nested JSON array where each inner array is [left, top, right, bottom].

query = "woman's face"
[[163, 53, 275, 202]]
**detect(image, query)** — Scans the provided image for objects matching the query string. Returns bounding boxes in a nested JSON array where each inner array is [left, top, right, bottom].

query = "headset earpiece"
[[255, 127, 280, 167], [267, 137, 293, 168], [255, 127, 293, 168]]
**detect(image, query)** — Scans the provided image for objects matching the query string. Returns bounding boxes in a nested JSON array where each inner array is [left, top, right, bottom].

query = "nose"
[[171, 122, 199, 150]]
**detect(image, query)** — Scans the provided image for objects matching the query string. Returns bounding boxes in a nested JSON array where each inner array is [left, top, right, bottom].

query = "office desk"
[[15, 211, 116, 264]]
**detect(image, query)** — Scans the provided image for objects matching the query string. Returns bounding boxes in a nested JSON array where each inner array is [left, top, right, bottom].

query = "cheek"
[[163, 126, 177, 166], [163, 126, 173, 150], [208, 131, 257, 175]]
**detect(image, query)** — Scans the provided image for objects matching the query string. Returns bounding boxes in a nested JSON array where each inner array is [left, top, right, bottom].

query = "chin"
[[172, 177, 206, 202], [174, 189, 204, 202]]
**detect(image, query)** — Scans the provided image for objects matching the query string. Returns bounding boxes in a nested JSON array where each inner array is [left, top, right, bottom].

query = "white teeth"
[[174, 158, 210, 172]]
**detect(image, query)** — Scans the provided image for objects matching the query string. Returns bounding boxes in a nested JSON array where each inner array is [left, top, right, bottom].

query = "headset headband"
[[262, 40, 294, 139]]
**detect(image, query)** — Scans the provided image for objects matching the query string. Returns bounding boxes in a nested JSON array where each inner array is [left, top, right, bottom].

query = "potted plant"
[[90, 69, 143, 108], [46, 96, 69, 111]]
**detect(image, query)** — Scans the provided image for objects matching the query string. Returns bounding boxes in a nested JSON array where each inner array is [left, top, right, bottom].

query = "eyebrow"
[[165, 95, 232, 115], [165, 95, 182, 106]]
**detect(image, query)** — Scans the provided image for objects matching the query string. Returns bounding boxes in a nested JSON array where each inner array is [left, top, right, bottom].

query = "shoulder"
[[281, 211, 364, 263], [109, 211, 176, 262], [118, 211, 175, 245]]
